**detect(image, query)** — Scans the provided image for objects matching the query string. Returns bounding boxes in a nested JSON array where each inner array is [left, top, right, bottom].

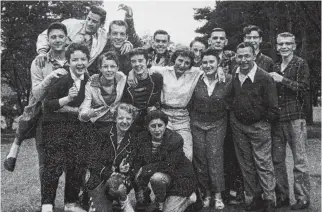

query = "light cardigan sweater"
[[79, 72, 127, 123]]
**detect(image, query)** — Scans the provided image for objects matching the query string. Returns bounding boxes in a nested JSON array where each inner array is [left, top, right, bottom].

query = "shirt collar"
[[201, 72, 218, 81], [70, 69, 84, 81], [236, 62, 258, 83]]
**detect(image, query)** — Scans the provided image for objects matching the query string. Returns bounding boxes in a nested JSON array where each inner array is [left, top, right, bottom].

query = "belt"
[[161, 104, 187, 110]]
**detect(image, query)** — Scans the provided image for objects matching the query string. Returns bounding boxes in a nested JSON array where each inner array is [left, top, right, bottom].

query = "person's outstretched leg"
[[4, 100, 42, 172]]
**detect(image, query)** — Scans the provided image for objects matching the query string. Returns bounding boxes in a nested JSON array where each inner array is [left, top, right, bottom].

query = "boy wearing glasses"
[[270, 32, 310, 210], [230, 42, 278, 212], [243, 25, 274, 73]]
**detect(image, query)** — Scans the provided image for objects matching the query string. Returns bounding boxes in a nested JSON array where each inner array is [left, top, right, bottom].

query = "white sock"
[[7, 142, 20, 158], [41, 204, 53, 212], [159, 202, 164, 211], [230, 190, 237, 197], [64, 202, 76, 209], [120, 196, 134, 212]]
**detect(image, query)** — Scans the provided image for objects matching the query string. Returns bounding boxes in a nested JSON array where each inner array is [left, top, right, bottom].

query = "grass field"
[[1, 132, 321, 212]]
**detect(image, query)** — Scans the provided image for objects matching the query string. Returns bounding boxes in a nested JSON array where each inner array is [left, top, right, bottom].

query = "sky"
[[103, 1, 215, 46]]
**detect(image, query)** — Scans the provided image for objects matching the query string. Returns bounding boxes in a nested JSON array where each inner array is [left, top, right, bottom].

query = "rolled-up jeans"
[[161, 108, 193, 161]]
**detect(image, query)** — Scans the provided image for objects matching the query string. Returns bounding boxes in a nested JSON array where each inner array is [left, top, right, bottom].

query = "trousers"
[[230, 112, 276, 200], [272, 119, 310, 201], [162, 108, 193, 161], [192, 117, 226, 194]]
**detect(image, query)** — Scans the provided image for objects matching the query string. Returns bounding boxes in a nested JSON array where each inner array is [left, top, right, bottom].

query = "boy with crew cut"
[[270, 32, 310, 210]]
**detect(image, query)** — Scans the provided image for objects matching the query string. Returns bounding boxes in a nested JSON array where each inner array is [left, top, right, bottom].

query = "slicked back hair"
[[243, 25, 262, 38], [153, 30, 170, 41], [128, 47, 149, 62], [236, 42, 256, 55], [109, 20, 129, 34], [209, 27, 227, 38], [90, 6, 107, 25]]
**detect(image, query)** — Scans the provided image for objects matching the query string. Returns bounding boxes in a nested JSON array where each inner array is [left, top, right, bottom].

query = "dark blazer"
[[122, 72, 163, 132], [87, 123, 138, 184], [134, 129, 197, 197]]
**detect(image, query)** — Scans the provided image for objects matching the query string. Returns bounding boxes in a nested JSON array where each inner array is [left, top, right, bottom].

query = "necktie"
[[156, 55, 161, 64], [83, 34, 92, 51]]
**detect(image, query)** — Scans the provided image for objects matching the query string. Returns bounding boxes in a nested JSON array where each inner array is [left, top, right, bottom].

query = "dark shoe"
[[275, 197, 290, 208], [4, 157, 16, 172], [244, 196, 264, 211], [290, 199, 310, 210], [262, 200, 275, 212], [227, 193, 244, 205], [112, 200, 122, 212]]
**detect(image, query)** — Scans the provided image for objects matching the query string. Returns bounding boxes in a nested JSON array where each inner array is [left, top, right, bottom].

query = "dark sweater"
[[43, 72, 89, 124], [191, 74, 232, 126], [230, 67, 279, 125], [134, 129, 197, 197]]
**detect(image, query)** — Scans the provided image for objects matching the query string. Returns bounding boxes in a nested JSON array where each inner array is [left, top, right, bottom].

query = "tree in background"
[[1, 1, 102, 127], [194, 1, 321, 122]]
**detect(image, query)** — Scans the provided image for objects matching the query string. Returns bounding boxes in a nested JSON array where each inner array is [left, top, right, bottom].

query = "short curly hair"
[[97, 51, 119, 68], [171, 49, 194, 68], [114, 103, 139, 121], [145, 109, 169, 127], [65, 43, 90, 62]]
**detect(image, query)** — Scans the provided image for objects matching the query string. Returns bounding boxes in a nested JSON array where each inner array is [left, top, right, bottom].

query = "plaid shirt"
[[273, 55, 310, 121]]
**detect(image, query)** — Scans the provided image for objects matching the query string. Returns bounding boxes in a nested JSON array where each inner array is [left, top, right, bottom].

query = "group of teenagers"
[[4, 4, 311, 212]]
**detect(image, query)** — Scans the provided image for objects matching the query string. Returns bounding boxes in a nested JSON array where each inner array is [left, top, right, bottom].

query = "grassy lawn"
[[1, 135, 321, 212], [1, 138, 66, 212]]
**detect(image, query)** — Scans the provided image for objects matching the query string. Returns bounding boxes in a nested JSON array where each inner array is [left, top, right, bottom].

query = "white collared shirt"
[[236, 63, 257, 86], [70, 70, 84, 91], [150, 66, 203, 107], [203, 74, 218, 96]]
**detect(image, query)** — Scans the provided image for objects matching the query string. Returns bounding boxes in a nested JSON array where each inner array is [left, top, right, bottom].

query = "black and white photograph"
[[1, 1, 321, 212]]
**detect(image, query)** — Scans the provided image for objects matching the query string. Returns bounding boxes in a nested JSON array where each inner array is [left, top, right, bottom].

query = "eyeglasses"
[[245, 36, 260, 40], [277, 42, 295, 46], [236, 54, 253, 60]]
